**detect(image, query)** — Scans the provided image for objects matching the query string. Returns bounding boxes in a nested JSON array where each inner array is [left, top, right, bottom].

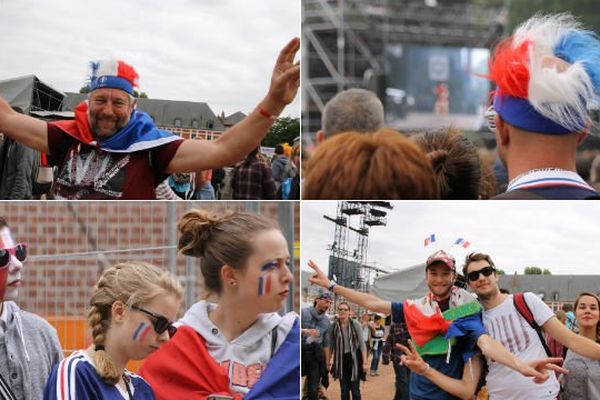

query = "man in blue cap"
[[302, 291, 332, 400]]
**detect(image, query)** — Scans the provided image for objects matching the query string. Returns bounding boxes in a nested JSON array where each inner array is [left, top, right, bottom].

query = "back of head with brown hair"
[[412, 127, 481, 199], [303, 129, 438, 199], [177, 208, 279, 295]]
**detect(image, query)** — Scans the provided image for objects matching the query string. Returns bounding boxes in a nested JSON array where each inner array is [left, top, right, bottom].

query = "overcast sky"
[[302, 201, 600, 276], [0, 0, 300, 118]]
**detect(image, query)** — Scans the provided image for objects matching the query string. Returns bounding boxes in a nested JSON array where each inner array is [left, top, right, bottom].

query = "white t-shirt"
[[179, 300, 296, 396], [483, 293, 559, 400]]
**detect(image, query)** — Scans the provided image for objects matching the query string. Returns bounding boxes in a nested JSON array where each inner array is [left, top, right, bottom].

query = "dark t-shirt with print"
[[47, 122, 183, 199]]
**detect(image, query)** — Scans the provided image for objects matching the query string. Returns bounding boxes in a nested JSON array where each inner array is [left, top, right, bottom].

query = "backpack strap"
[[513, 292, 552, 357]]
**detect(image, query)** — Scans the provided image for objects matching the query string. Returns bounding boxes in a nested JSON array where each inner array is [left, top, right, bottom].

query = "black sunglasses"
[[467, 266, 496, 282], [131, 305, 177, 338], [0, 243, 27, 268]]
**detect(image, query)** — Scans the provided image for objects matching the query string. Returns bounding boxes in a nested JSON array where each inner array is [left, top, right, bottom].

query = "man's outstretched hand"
[[264, 37, 300, 114]]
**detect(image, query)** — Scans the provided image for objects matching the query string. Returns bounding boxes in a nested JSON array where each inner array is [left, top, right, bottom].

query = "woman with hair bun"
[[44, 262, 183, 399], [140, 209, 299, 400]]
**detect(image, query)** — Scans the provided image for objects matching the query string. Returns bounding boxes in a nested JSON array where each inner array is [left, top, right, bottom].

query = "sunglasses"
[[0, 243, 27, 268], [467, 266, 496, 282], [131, 305, 177, 338]]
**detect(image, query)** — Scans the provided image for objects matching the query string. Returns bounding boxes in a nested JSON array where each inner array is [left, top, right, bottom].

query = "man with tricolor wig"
[[487, 13, 599, 199], [308, 251, 563, 400], [0, 38, 300, 199], [0, 218, 62, 400]]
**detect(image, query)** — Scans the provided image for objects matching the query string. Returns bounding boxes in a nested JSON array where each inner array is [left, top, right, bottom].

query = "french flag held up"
[[454, 238, 471, 248], [424, 234, 436, 247]]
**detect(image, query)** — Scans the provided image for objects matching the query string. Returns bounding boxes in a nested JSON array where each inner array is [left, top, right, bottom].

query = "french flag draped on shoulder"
[[245, 318, 300, 400], [424, 234, 436, 247], [53, 101, 182, 153], [402, 288, 485, 362]]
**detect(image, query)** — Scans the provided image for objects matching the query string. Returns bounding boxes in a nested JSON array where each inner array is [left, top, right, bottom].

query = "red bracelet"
[[256, 106, 277, 122]]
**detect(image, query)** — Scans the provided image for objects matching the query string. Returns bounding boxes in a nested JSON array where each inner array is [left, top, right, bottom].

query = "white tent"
[[370, 263, 429, 301]]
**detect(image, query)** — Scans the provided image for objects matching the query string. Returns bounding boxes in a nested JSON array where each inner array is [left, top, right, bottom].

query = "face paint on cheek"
[[133, 322, 152, 342], [258, 260, 279, 297], [258, 274, 272, 296]]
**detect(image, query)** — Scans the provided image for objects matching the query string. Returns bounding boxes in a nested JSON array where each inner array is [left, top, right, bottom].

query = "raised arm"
[[0, 97, 49, 153], [477, 334, 566, 383], [307, 259, 391, 315], [398, 340, 482, 400], [166, 37, 300, 173], [543, 316, 600, 360]]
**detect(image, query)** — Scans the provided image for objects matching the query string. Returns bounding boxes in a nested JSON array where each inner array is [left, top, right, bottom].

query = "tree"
[[542, 269, 552, 275], [508, 0, 600, 34], [524, 266, 543, 275], [496, 269, 506, 275], [79, 86, 90, 94], [132, 90, 149, 98], [261, 116, 299, 147]]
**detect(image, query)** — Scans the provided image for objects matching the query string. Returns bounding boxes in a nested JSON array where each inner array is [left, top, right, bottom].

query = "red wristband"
[[256, 106, 277, 121]]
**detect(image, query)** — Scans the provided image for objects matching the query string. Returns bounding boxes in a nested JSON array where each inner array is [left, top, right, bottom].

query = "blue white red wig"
[[489, 13, 600, 134], [88, 59, 139, 95]]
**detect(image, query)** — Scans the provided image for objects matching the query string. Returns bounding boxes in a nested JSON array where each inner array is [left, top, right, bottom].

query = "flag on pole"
[[424, 234, 436, 247], [454, 238, 471, 248]]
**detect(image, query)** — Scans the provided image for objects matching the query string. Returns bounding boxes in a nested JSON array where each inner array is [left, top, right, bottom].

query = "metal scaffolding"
[[302, 0, 507, 140], [324, 201, 393, 310]]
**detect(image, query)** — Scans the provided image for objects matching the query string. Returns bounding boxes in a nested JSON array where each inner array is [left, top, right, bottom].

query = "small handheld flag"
[[424, 234, 436, 247], [454, 238, 471, 249]]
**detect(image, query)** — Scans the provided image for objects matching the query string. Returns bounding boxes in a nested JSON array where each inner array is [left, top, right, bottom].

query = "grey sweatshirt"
[[0, 301, 63, 400]]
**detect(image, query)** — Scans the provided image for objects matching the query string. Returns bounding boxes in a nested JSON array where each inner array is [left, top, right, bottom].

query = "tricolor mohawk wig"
[[489, 13, 600, 135], [88, 59, 139, 96]]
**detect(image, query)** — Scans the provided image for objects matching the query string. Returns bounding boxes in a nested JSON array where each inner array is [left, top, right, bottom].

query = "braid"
[[87, 304, 120, 384]]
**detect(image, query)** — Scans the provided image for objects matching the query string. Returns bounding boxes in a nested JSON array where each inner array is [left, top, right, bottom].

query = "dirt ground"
[[306, 360, 399, 400]]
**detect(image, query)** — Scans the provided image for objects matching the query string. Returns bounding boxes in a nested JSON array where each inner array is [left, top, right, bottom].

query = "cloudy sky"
[[0, 0, 300, 117], [302, 201, 600, 276]]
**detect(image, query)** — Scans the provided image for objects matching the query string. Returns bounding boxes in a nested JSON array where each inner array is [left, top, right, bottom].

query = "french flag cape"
[[53, 101, 182, 153], [139, 319, 300, 400], [402, 288, 485, 362]]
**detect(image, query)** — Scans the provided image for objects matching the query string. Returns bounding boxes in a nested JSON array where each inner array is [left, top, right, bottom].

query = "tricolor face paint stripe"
[[133, 322, 150, 341], [138, 325, 153, 341], [258, 274, 273, 296]]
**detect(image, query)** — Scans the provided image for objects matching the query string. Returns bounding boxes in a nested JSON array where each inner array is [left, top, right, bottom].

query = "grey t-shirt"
[[562, 347, 600, 400]]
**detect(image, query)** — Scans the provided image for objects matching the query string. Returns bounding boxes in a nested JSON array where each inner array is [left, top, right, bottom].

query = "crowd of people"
[[0, 208, 299, 399], [303, 13, 600, 200], [153, 142, 300, 201], [303, 248, 600, 400], [0, 38, 300, 200]]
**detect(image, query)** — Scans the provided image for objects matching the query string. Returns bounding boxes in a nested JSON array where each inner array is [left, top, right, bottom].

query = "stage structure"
[[302, 0, 507, 138], [324, 201, 392, 309]]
